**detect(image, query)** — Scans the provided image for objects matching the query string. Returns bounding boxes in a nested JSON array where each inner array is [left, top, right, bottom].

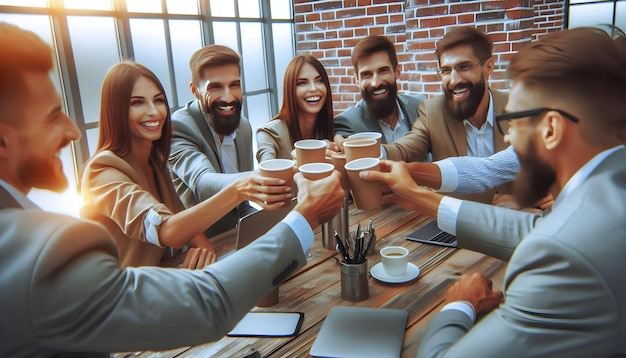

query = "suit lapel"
[[190, 101, 224, 172], [0, 186, 22, 210], [491, 89, 509, 152]]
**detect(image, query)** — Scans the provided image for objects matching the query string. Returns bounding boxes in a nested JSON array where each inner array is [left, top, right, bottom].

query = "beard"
[[200, 98, 242, 136], [444, 76, 486, 121], [18, 149, 69, 193], [362, 81, 398, 120], [512, 138, 556, 208]]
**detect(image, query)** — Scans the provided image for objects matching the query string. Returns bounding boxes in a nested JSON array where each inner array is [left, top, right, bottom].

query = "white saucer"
[[370, 262, 420, 283]]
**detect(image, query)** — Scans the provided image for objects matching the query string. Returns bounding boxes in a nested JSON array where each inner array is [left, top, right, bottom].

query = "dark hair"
[[508, 27, 626, 144], [189, 44, 241, 86], [0, 22, 53, 124], [351, 35, 398, 74], [435, 26, 493, 64], [272, 55, 334, 143], [97, 62, 172, 168]]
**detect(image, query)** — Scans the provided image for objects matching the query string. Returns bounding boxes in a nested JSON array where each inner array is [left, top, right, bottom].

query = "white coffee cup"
[[380, 246, 409, 276]]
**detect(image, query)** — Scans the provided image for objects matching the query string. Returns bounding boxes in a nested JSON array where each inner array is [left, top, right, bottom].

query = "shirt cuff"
[[144, 209, 164, 247], [434, 159, 459, 192], [441, 301, 476, 322], [437, 196, 463, 236], [281, 211, 314, 253]]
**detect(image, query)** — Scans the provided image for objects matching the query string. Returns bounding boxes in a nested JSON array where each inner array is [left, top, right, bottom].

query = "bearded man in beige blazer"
[[384, 26, 510, 203], [0, 22, 345, 357]]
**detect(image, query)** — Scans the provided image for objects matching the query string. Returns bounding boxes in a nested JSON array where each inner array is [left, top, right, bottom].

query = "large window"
[[568, 0, 626, 31], [0, 0, 294, 216]]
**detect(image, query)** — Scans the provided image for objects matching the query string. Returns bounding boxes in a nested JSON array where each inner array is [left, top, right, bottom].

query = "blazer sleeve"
[[81, 154, 174, 244], [417, 235, 619, 358], [31, 217, 307, 353], [255, 120, 293, 162], [170, 115, 247, 202], [455, 200, 541, 262], [383, 100, 431, 162]]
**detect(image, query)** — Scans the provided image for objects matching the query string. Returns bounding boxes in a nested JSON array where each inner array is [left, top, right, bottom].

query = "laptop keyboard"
[[431, 231, 456, 244]]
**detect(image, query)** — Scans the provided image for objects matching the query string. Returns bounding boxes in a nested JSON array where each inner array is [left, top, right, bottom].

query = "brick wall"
[[293, 0, 565, 116]]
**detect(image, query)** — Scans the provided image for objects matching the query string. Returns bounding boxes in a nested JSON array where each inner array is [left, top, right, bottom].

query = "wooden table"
[[122, 200, 513, 358]]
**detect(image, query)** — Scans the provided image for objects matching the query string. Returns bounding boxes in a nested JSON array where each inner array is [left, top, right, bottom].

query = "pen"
[[334, 231, 350, 263], [354, 233, 362, 264]]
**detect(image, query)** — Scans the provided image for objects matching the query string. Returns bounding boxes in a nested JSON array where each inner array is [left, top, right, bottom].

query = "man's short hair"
[[189, 44, 241, 86], [0, 22, 53, 124], [509, 27, 626, 144], [351, 35, 398, 74], [435, 26, 493, 65]]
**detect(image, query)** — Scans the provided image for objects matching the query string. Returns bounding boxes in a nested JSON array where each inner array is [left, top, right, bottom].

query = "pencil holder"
[[340, 259, 369, 302]]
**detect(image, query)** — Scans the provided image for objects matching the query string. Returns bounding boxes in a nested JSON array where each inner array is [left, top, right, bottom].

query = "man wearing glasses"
[[362, 27, 626, 356], [383, 26, 510, 204]]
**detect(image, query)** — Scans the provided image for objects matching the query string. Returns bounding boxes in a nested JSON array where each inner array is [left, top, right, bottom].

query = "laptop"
[[405, 220, 457, 247], [310, 306, 408, 358], [219, 198, 297, 260]]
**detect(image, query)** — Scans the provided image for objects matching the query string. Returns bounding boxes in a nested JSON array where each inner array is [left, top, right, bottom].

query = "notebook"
[[219, 198, 297, 260], [405, 220, 457, 247], [310, 306, 408, 358]]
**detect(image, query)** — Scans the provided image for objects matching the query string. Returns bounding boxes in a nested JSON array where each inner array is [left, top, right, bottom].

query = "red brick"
[[345, 17, 375, 27], [306, 13, 320, 21], [450, 3, 479, 14], [489, 32, 507, 42], [419, 16, 457, 28], [390, 14, 404, 23], [377, 15, 390, 24], [339, 29, 354, 38], [493, 42, 510, 52], [294, 4, 312, 14], [319, 40, 343, 49], [367, 5, 388, 15], [369, 26, 385, 36], [322, 11, 335, 20], [337, 8, 367, 18]]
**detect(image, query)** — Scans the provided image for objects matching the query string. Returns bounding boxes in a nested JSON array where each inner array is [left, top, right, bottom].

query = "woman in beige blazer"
[[81, 62, 292, 269], [256, 55, 338, 163]]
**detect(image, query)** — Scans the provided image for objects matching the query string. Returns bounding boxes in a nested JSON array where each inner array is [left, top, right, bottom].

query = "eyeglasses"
[[495, 107, 580, 135], [436, 61, 485, 77]]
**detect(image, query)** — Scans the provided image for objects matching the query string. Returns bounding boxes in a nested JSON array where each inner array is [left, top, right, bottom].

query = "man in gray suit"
[[333, 35, 426, 146], [0, 22, 345, 357], [362, 27, 626, 356], [169, 45, 279, 237]]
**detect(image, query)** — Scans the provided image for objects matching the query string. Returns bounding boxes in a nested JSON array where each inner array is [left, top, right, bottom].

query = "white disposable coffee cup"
[[380, 246, 409, 276], [294, 139, 327, 166], [298, 162, 334, 181]]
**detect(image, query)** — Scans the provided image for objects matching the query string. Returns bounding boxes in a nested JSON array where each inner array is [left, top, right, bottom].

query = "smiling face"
[[356, 51, 400, 119], [4, 71, 80, 193], [194, 63, 242, 136], [295, 62, 327, 117], [440, 44, 492, 121], [128, 76, 167, 148]]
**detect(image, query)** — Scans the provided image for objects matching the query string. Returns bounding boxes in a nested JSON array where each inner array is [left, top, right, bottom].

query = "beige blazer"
[[80, 150, 185, 267], [384, 89, 510, 203], [256, 119, 294, 162]]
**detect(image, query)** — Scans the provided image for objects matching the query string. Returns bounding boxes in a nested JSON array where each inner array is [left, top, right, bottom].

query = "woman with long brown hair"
[[256, 55, 338, 162], [81, 62, 291, 269]]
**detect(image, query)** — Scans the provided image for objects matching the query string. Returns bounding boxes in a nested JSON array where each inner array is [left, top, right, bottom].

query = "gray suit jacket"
[[333, 94, 426, 143], [418, 148, 626, 357], [0, 186, 306, 357], [169, 100, 255, 236]]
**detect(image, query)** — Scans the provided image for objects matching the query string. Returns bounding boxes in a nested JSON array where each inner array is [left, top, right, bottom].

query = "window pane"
[[27, 146, 80, 217], [617, 1, 626, 31], [240, 22, 266, 92], [64, 0, 112, 10], [272, 23, 295, 108], [270, 0, 292, 19], [67, 16, 120, 124], [169, 20, 203, 107], [245, 93, 272, 167], [211, 0, 235, 17], [86, 127, 100, 157], [569, 3, 614, 28], [130, 18, 173, 103], [126, 0, 162, 13], [213, 21, 239, 51], [166, 0, 198, 14], [239, 0, 261, 18], [0, 0, 46, 7]]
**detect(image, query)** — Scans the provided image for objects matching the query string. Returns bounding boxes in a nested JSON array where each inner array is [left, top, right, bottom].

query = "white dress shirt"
[[377, 101, 410, 144]]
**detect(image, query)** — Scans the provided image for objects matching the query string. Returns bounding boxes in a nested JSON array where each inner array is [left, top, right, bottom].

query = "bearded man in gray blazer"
[[333, 35, 426, 146], [0, 22, 345, 357], [169, 45, 274, 237], [362, 27, 626, 357]]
